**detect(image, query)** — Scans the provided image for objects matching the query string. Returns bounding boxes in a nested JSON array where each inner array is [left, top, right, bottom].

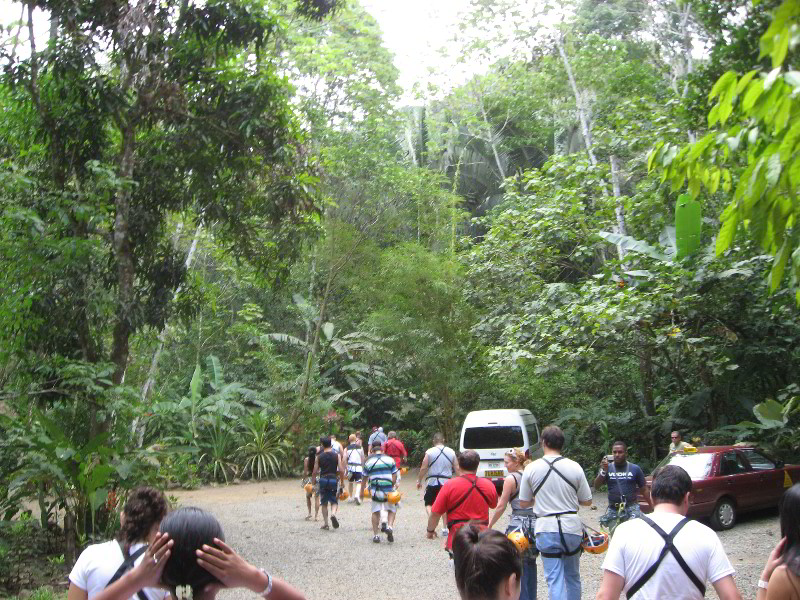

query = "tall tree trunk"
[[480, 100, 506, 180], [610, 154, 627, 259], [110, 124, 136, 388], [556, 36, 597, 166], [638, 342, 658, 461]]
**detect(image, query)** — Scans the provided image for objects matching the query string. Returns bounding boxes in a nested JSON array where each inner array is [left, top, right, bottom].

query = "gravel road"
[[172, 471, 781, 600]]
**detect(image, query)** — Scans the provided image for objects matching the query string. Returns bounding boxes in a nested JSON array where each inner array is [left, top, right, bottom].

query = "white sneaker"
[[440, 527, 449, 536]]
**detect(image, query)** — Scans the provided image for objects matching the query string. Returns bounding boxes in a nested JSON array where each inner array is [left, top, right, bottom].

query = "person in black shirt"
[[313, 436, 344, 530], [593, 441, 647, 533]]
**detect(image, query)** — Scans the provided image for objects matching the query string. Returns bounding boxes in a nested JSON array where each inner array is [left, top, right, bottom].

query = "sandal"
[[321, 524, 330, 530]]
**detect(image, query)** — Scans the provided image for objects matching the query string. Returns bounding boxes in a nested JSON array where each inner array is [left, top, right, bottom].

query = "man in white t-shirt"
[[596, 464, 742, 600], [519, 425, 592, 600]]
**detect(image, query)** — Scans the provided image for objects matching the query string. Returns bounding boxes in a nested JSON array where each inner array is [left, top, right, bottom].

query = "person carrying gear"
[[363, 439, 399, 543], [417, 432, 459, 537], [426, 450, 498, 557], [382, 431, 408, 482], [519, 425, 592, 600], [489, 448, 538, 600], [312, 436, 344, 531], [368, 426, 388, 454], [345, 434, 365, 504], [593, 441, 646, 534], [596, 465, 741, 600]]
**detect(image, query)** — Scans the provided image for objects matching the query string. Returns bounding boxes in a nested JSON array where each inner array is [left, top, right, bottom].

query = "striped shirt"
[[364, 453, 397, 499]]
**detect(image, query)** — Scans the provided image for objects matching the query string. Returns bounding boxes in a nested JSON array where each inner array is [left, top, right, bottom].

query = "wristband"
[[259, 568, 273, 598], [758, 580, 769, 590], [599, 470, 606, 477]]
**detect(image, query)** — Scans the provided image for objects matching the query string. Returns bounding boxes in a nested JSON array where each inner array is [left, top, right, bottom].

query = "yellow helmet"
[[304, 483, 313, 493], [362, 488, 371, 498], [401, 467, 409, 475], [338, 490, 349, 500], [507, 531, 530, 553], [387, 491, 402, 504], [582, 531, 609, 554]]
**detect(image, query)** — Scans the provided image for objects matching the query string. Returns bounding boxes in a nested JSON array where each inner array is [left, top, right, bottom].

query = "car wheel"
[[710, 497, 736, 530]]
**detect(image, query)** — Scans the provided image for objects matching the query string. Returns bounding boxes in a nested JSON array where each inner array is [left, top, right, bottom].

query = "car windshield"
[[654, 452, 713, 479], [463, 426, 524, 449]]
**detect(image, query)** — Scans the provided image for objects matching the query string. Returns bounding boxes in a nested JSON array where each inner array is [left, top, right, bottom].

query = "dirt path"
[[172, 471, 780, 600]]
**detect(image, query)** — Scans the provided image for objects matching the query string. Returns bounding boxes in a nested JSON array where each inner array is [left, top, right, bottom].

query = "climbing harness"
[[626, 515, 705, 598]]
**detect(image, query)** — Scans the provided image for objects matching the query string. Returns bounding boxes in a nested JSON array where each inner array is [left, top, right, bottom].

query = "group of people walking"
[[302, 428, 410, 542], [66, 423, 799, 600]]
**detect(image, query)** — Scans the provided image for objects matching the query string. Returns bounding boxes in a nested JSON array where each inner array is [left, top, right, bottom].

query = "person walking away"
[[68, 487, 169, 600], [312, 436, 343, 530], [596, 464, 741, 600], [368, 426, 387, 454], [489, 448, 537, 600], [363, 439, 399, 543], [757, 482, 800, 600], [669, 431, 688, 454], [417, 432, 458, 537], [452, 524, 522, 600], [593, 441, 646, 533], [518, 425, 592, 600], [427, 450, 498, 558], [345, 434, 365, 504], [383, 431, 408, 482], [302, 446, 320, 520]]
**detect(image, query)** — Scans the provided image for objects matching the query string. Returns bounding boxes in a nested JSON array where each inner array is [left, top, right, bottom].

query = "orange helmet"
[[401, 467, 409, 475], [338, 490, 349, 500], [387, 491, 402, 504], [582, 531, 609, 554], [304, 483, 313, 493], [362, 488, 371, 498], [507, 531, 530, 553]]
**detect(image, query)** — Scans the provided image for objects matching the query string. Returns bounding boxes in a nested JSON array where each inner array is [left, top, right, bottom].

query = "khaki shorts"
[[371, 500, 398, 513]]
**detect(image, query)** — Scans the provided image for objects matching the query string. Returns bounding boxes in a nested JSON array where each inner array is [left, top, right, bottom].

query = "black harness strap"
[[510, 471, 522, 501], [106, 544, 148, 600], [446, 475, 493, 529], [531, 456, 578, 497], [425, 447, 451, 482], [626, 515, 705, 598], [532, 458, 582, 558]]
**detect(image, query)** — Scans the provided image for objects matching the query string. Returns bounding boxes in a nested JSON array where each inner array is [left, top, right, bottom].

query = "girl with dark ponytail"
[[68, 486, 169, 600], [453, 524, 522, 600], [303, 446, 319, 520]]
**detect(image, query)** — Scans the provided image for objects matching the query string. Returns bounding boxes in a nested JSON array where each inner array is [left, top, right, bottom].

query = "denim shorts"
[[319, 476, 339, 505]]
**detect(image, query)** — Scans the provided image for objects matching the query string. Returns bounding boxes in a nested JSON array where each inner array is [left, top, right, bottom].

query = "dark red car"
[[637, 445, 800, 530]]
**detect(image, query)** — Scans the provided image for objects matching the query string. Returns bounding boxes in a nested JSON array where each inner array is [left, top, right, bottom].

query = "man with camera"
[[593, 441, 647, 532]]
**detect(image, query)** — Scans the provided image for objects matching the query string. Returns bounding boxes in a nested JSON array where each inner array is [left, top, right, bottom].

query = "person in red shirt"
[[426, 450, 498, 554], [382, 431, 408, 480]]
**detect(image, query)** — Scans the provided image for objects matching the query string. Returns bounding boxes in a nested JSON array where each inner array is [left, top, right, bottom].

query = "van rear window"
[[463, 426, 524, 449]]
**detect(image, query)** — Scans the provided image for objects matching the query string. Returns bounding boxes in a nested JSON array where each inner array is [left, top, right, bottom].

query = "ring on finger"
[[153, 556, 158, 565]]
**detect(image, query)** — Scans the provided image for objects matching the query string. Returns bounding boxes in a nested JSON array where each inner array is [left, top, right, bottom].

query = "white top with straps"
[[425, 445, 456, 487], [518, 455, 591, 535]]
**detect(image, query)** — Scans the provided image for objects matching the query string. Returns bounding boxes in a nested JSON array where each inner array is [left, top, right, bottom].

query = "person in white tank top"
[[416, 432, 458, 536]]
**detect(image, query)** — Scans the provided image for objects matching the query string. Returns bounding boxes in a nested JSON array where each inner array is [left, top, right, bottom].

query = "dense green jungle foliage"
[[0, 0, 798, 586]]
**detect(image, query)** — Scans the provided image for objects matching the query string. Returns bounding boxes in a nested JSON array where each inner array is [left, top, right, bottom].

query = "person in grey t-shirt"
[[519, 425, 591, 600]]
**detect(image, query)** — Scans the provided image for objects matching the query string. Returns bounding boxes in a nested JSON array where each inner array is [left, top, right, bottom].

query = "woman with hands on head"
[[68, 487, 170, 600], [758, 483, 800, 600]]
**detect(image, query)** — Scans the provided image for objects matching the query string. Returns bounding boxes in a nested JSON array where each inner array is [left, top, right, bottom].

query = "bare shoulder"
[[768, 565, 800, 600]]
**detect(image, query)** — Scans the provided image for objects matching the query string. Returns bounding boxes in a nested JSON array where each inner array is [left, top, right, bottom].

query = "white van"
[[459, 409, 542, 489]]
